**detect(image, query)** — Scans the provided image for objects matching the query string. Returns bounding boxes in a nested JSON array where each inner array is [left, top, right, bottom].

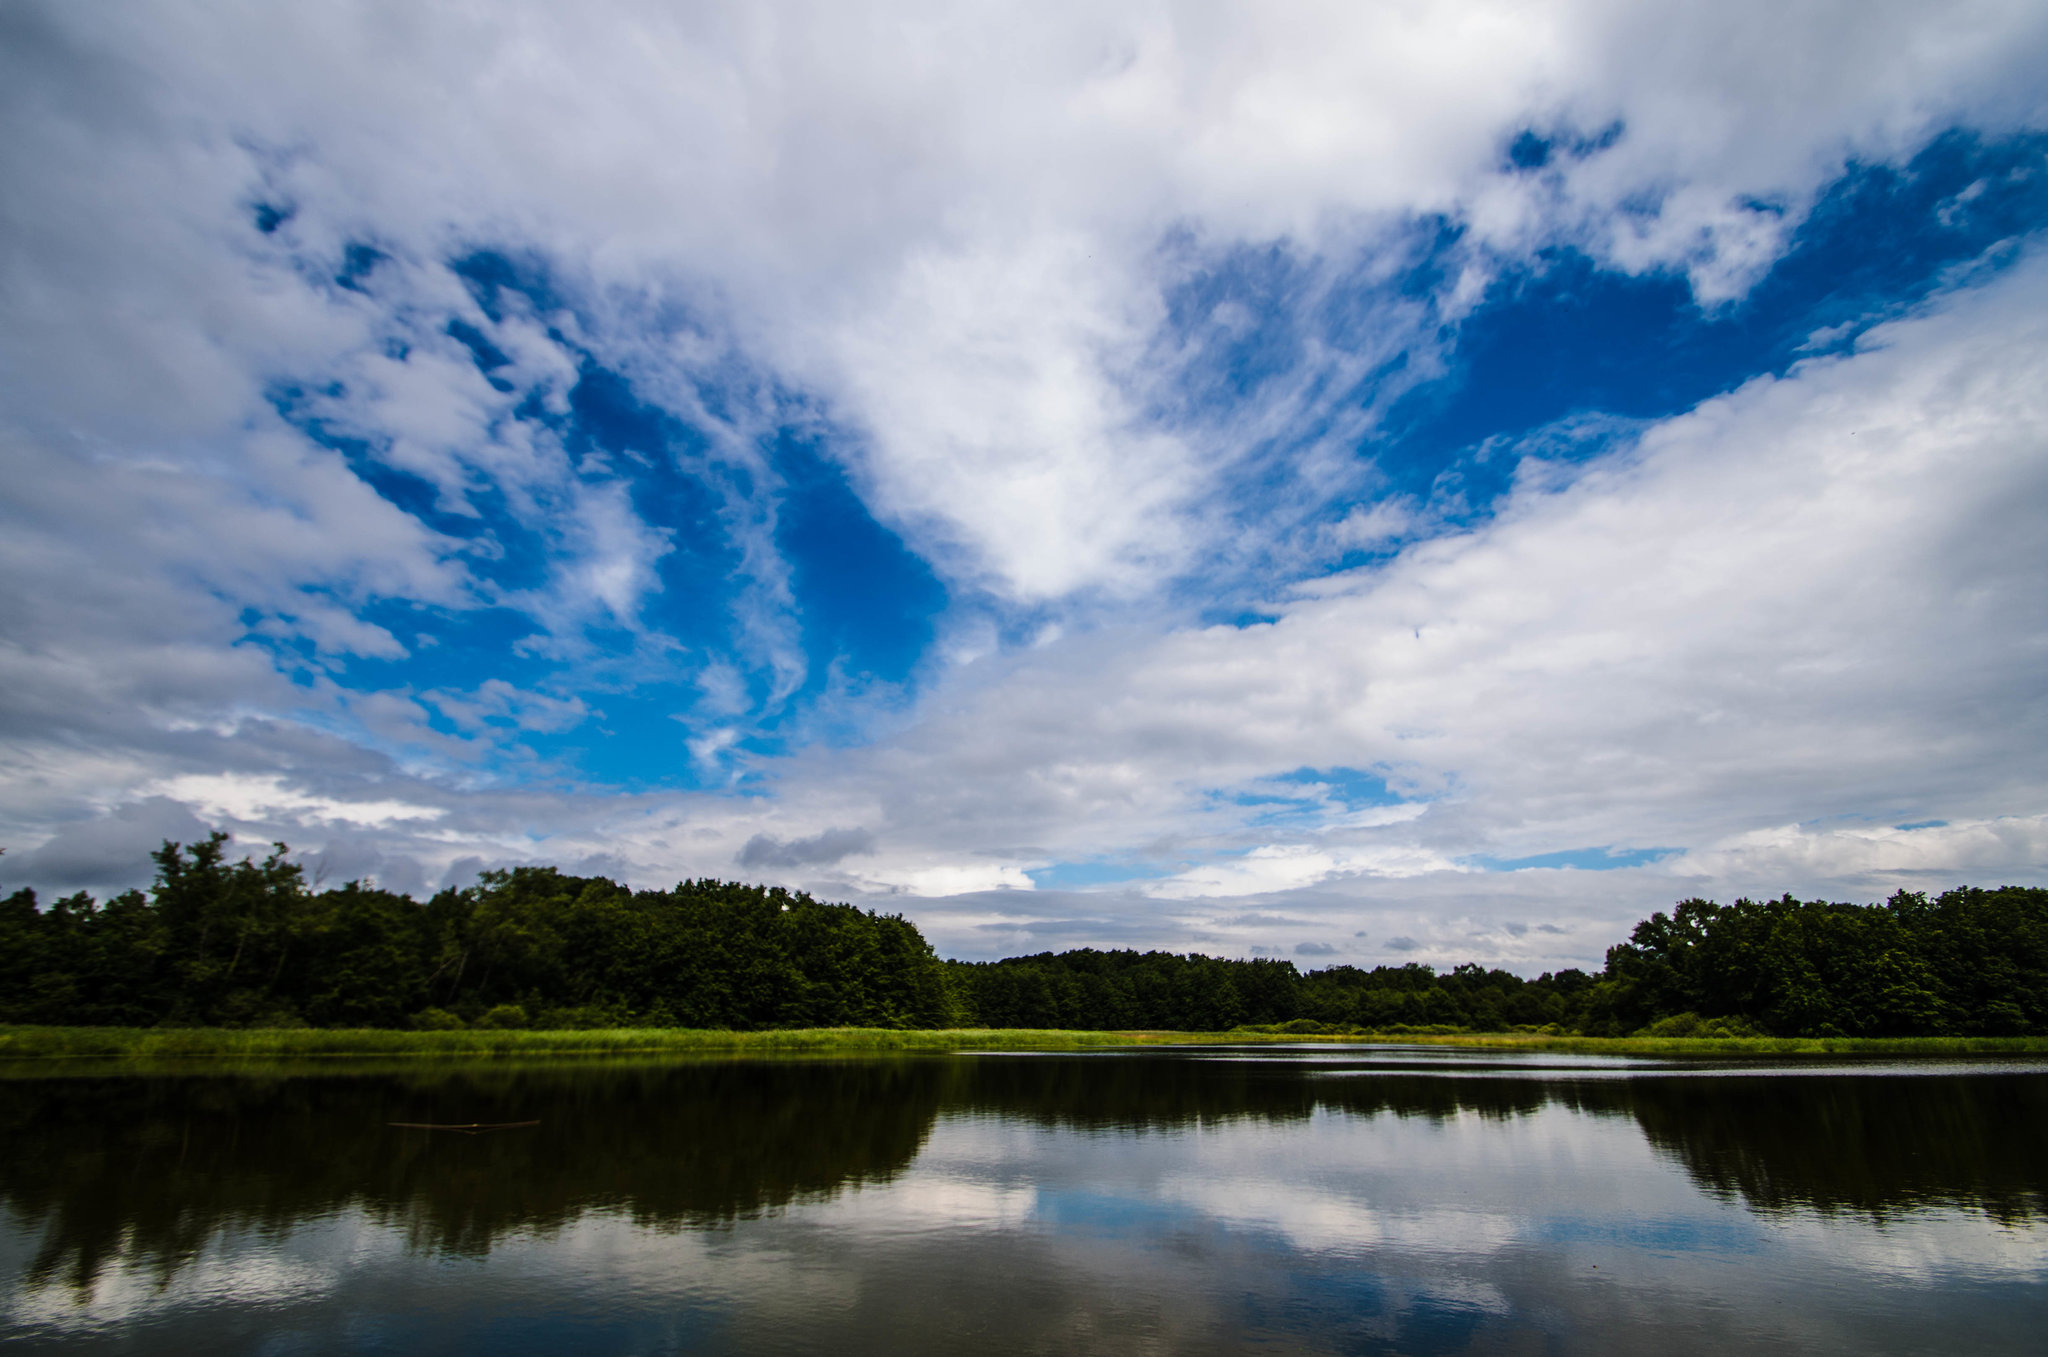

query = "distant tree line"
[[947, 887, 2047, 1036], [945, 950, 1592, 1034], [1, 833, 2043, 1035]]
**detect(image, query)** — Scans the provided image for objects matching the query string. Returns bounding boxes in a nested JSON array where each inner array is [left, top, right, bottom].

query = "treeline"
[[1, 833, 2044, 1035], [944, 950, 1594, 1033], [1595, 888, 2048, 1036], [945, 886, 2048, 1037], [0, 834, 949, 1030]]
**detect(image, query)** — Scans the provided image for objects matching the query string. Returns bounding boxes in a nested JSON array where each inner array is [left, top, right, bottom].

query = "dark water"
[[1, 1047, 2044, 1354]]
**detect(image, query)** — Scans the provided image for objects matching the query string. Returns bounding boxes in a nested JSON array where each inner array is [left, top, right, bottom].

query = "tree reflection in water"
[[0, 1059, 950, 1292], [1, 1051, 2042, 1296]]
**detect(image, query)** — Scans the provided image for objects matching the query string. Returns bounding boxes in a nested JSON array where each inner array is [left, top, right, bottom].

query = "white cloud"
[[1673, 814, 2048, 886], [819, 229, 1194, 599], [710, 252, 2048, 953], [850, 861, 1038, 899], [1151, 842, 1466, 900], [3, 2, 2047, 964], [145, 774, 448, 829], [12, 0, 2046, 602]]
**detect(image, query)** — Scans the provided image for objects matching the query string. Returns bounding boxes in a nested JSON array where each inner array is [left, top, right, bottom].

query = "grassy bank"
[[3, 1024, 2047, 1063], [0, 1025, 1177, 1061]]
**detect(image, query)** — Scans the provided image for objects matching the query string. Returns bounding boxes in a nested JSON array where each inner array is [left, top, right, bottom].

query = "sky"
[[3, 1, 2047, 971]]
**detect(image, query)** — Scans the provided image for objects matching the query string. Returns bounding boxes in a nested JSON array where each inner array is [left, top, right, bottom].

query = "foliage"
[[1, 832, 2043, 1037], [943, 949, 1304, 1031], [0, 1025, 1238, 1061], [0, 835, 951, 1032], [1589, 888, 2048, 1036]]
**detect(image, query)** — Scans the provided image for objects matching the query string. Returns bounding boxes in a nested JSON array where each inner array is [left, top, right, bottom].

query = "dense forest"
[[2, 833, 2044, 1036], [0, 835, 950, 1031], [955, 880, 2048, 1036]]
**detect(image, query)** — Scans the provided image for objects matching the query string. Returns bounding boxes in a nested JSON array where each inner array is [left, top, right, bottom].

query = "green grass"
[[2, 1023, 2045, 1064], [0, 1025, 1241, 1062]]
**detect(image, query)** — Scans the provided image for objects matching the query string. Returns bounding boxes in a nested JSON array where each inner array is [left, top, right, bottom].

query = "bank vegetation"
[[3, 833, 2043, 1044]]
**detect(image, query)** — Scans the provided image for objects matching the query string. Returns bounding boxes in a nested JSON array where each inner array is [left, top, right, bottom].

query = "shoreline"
[[3, 1024, 2046, 1065]]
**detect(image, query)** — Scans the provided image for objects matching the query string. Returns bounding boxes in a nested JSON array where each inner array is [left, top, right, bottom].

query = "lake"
[[1, 1045, 2044, 1353]]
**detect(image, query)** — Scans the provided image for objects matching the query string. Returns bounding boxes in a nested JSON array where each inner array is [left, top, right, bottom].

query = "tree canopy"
[[0, 834, 950, 1030], [2, 834, 2043, 1035]]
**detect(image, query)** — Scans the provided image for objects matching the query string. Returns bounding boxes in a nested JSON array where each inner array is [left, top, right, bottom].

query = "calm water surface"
[[2, 1046, 2044, 1354]]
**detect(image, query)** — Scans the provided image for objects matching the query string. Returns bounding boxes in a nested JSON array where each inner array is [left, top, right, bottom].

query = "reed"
[[2, 1023, 2045, 1063], [0, 1025, 1157, 1060]]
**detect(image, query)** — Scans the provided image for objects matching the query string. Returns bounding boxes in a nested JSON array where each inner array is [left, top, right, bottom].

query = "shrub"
[[1639, 1011, 1761, 1038], [410, 1007, 465, 1031]]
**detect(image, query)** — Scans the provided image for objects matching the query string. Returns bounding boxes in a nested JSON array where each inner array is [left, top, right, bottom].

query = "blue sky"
[[3, 3, 2047, 969]]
